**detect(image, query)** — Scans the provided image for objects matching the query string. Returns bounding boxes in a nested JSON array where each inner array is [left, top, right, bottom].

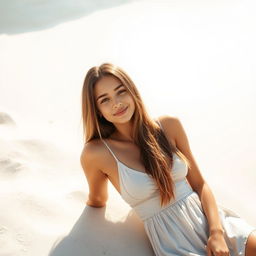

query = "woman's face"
[[94, 75, 135, 124]]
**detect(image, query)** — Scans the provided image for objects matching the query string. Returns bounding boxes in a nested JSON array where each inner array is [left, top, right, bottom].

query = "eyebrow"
[[96, 84, 124, 101]]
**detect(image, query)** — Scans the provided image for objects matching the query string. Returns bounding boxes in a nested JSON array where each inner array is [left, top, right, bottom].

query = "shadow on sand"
[[48, 205, 155, 256], [0, 0, 140, 35]]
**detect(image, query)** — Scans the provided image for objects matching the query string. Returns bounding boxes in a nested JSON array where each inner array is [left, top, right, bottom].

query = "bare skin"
[[245, 230, 256, 256], [81, 75, 176, 196], [80, 74, 256, 255], [84, 121, 176, 196], [94, 74, 136, 142]]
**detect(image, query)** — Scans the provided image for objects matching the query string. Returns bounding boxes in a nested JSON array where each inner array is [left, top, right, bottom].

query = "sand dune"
[[0, 112, 154, 255], [0, 0, 255, 255], [0, 0, 141, 34]]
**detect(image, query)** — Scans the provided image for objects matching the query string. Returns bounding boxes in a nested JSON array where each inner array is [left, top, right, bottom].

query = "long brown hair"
[[81, 63, 190, 207]]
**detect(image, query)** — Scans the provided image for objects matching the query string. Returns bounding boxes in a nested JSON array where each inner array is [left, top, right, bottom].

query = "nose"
[[113, 100, 123, 109]]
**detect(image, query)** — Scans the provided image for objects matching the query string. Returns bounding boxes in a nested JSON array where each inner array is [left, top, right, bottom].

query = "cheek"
[[128, 96, 135, 108], [98, 103, 112, 115], [96, 103, 105, 113]]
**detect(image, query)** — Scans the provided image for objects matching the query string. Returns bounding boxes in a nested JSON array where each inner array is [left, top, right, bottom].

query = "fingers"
[[205, 246, 230, 256], [206, 245, 212, 256]]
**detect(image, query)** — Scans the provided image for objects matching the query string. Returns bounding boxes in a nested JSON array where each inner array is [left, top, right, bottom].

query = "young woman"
[[80, 63, 256, 256]]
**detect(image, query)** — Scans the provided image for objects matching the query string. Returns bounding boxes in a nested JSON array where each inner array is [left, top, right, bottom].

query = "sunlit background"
[[0, 0, 255, 255]]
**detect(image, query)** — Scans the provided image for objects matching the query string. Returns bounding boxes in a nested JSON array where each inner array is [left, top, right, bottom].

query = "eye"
[[100, 98, 109, 104], [100, 89, 127, 104], [118, 89, 127, 94]]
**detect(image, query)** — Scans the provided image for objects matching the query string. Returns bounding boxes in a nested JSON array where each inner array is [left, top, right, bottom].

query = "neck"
[[111, 121, 134, 142]]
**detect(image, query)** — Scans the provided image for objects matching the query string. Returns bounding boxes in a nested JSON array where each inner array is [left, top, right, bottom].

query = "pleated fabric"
[[101, 137, 256, 256], [143, 191, 255, 256]]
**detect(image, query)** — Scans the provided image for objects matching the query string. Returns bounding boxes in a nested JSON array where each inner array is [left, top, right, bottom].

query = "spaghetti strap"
[[98, 123, 255, 256], [102, 118, 163, 165], [155, 117, 164, 131], [101, 139, 119, 162]]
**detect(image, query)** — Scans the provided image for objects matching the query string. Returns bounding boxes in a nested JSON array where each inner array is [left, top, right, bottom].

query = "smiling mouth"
[[114, 106, 128, 116]]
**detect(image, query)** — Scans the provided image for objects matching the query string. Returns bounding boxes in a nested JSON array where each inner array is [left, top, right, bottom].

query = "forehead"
[[94, 75, 121, 93]]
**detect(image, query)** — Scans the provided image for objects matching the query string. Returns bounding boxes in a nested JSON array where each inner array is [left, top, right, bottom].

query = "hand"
[[206, 232, 230, 256]]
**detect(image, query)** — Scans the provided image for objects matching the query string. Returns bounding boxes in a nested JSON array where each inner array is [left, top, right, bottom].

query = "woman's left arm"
[[162, 115, 230, 256]]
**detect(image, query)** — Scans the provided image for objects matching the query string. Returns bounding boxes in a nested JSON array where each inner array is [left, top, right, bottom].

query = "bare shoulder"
[[81, 139, 102, 164], [158, 115, 206, 191], [80, 139, 109, 207], [158, 115, 180, 128], [158, 114, 194, 155], [157, 115, 181, 146], [80, 138, 108, 177], [81, 139, 103, 159]]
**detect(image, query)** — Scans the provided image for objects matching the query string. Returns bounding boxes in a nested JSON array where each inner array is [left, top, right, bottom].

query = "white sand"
[[0, 1, 255, 255]]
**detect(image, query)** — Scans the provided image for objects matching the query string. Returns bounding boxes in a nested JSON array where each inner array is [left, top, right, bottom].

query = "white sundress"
[[101, 124, 255, 256]]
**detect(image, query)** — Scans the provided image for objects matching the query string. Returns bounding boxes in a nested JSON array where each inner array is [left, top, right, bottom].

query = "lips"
[[114, 106, 128, 116]]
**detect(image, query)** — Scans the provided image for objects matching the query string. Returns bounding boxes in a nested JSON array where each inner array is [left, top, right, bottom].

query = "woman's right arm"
[[80, 142, 109, 208]]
